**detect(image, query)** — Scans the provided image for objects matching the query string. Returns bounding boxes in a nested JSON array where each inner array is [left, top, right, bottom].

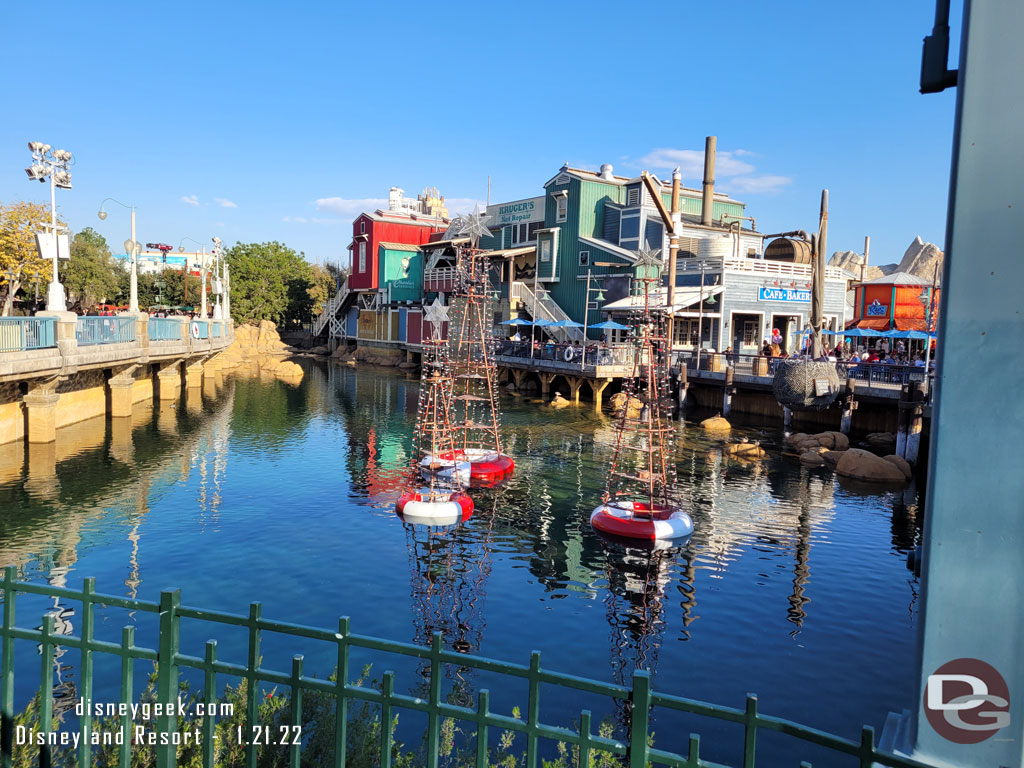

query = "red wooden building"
[[846, 271, 941, 331], [348, 210, 448, 292]]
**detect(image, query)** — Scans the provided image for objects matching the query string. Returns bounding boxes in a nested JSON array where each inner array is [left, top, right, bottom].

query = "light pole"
[[98, 199, 140, 312], [918, 287, 934, 388], [211, 237, 224, 320], [25, 142, 72, 312]]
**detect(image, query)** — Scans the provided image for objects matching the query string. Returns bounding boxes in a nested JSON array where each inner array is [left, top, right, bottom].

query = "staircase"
[[313, 282, 351, 338], [511, 282, 585, 342]]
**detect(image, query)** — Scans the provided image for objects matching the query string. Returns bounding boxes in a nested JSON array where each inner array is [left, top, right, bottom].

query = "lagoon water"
[[0, 361, 922, 765]]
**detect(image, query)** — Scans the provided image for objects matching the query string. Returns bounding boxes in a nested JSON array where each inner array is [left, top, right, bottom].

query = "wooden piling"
[[723, 366, 734, 417], [905, 382, 925, 464], [840, 378, 858, 434], [896, 384, 911, 458]]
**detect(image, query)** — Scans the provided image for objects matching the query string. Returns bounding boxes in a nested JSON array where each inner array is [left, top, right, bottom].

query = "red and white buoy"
[[590, 500, 692, 541], [397, 488, 473, 527], [425, 448, 515, 486]]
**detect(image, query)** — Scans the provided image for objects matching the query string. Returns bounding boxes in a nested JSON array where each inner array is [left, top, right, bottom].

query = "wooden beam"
[[640, 172, 675, 234]]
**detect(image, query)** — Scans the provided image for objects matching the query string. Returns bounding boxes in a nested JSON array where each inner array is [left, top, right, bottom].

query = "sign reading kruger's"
[[488, 197, 544, 227], [758, 286, 810, 303]]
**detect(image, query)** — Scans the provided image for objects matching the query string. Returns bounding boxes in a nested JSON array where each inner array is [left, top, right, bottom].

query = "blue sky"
[[0, 1, 960, 267]]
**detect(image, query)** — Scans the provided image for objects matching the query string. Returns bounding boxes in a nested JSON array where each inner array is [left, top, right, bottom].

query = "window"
[[643, 220, 663, 251], [519, 223, 528, 242], [358, 242, 366, 273], [555, 194, 567, 223], [527, 222, 542, 241], [626, 187, 640, 207], [620, 214, 640, 242], [360, 220, 365, 234], [578, 250, 590, 267], [540, 239, 552, 262], [747, 247, 758, 258]]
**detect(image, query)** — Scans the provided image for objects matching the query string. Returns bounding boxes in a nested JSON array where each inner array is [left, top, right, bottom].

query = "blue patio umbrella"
[[590, 319, 630, 331], [501, 318, 532, 325], [841, 328, 885, 338], [531, 318, 555, 326], [549, 319, 584, 328]]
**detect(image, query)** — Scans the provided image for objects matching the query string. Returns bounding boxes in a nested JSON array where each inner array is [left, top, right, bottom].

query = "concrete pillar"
[[567, 376, 584, 403], [840, 379, 857, 434], [108, 368, 139, 419], [538, 372, 555, 395], [588, 378, 611, 411], [904, 383, 924, 465], [23, 387, 60, 444], [157, 362, 182, 402], [185, 362, 204, 389]]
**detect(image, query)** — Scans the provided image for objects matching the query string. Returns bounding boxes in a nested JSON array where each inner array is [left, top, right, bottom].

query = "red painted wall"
[[348, 214, 446, 292]]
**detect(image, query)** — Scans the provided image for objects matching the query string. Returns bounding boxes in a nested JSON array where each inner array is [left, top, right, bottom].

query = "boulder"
[[786, 431, 849, 453], [883, 454, 913, 480], [723, 442, 765, 459], [800, 450, 826, 467], [700, 415, 732, 431], [610, 393, 644, 419], [505, 382, 517, 392], [275, 360, 304, 381], [549, 393, 571, 409], [864, 432, 898, 453], [308, 345, 330, 356], [398, 361, 417, 370], [836, 448, 907, 483], [822, 450, 845, 468]]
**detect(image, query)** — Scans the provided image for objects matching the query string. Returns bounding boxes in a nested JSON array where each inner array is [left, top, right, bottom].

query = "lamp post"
[[918, 288, 934, 389], [98, 199, 140, 313], [25, 142, 73, 312], [211, 237, 224, 320]]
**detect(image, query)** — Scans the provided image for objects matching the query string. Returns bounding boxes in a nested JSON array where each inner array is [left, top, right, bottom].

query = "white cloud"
[[180, 194, 199, 206], [315, 197, 387, 218], [726, 175, 793, 194], [215, 198, 238, 209], [638, 148, 755, 178], [634, 146, 790, 195], [314, 195, 486, 220]]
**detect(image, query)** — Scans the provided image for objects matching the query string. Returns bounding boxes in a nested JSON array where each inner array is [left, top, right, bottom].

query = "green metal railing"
[[0, 570, 935, 768]]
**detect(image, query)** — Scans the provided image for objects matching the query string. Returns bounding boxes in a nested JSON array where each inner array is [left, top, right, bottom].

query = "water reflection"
[[0, 362, 923, 749]]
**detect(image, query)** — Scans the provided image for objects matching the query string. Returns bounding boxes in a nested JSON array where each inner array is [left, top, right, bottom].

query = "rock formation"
[[835, 448, 908, 483], [830, 237, 943, 284], [700, 415, 732, 431]]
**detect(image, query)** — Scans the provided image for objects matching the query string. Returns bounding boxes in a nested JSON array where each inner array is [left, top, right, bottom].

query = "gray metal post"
[[906, 2, 1024, 765]]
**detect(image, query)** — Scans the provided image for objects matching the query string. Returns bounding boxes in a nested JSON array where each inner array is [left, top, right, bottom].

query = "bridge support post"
[[840, 379, 857, 434], [23, 381, 61, 444], [25, 442, 59, 500], [511, 369, 526, 390], [895, 385, 911, 459], [567, 376, 584, 404], [722, 366, 735, 417], [904, 382, 924, 465], [185, 361, 204, 389], [109, 416, 134, 465], [108, 365, 140, 419], [157, 361, 182, 403], [538, 372, 556, 396], [587, 377, 612, 411], [677, 364, 688, 417]]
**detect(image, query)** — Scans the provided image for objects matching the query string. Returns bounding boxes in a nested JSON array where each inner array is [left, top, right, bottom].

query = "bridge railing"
[[148, 317, 185, 341], [495, 339, 635, 369], [0, 317, 56, 352], [0, 571, 936, 768], [75, 316, 135, 346]]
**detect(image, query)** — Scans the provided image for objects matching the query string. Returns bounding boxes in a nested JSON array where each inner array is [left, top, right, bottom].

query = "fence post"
[[156, 589, 181, 768], [628, 670, 651, 768], [1, 568, 15, 768]]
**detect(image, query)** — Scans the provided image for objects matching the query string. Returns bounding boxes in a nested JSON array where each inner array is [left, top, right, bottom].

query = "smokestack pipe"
[[862, 235, 870, 283], [701, 136, 717, 226]]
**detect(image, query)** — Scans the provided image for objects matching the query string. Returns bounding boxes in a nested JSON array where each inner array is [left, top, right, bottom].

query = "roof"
[[377, 242, 422, 252], [543, 164, 743, 202], [857, 270, 930, 286], [847, 318, 891, 330], [359, 210, 450, 227], [603, 286, 725, 314], [483, 245, 536, 259]]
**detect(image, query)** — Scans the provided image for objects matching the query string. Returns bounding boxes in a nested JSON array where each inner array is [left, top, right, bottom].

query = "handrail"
[[75, 316, 135, 346], [0, 570, 936, 768], [511, 282, 585, 342], [0, 317, 56, 352], [313, 282, 351, 337]]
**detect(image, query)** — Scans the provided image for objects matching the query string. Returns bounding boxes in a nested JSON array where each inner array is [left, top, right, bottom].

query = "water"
[[0, 361, 922, 765]]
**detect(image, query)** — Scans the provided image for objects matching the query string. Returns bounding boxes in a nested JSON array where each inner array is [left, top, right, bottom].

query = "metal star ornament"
[[443, 216, 464, 241], [456, 205, 492, 246], [634, 246, 662, 269], [423, 296, 448, 327]]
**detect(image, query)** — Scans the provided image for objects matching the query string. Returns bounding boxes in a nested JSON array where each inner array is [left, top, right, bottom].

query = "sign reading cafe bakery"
[[758, 286, 811, 303], [488, 196, 545, 227]]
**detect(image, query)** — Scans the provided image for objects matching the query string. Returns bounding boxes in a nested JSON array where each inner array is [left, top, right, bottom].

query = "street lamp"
[[918, 288, 934, 388], [25, 141, 73, 312], [211, 237, 225, 320], [98, 199, 140, 313]]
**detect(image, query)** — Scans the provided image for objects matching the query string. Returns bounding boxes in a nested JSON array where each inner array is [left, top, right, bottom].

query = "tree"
[[0, 201, 58, 316], [63, 227, 123, 309], [225, 241, 314, 326], [307, 264, 337, 317]]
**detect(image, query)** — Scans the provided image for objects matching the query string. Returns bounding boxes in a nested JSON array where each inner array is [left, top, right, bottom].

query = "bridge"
[[0, 311, 233, 446]]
